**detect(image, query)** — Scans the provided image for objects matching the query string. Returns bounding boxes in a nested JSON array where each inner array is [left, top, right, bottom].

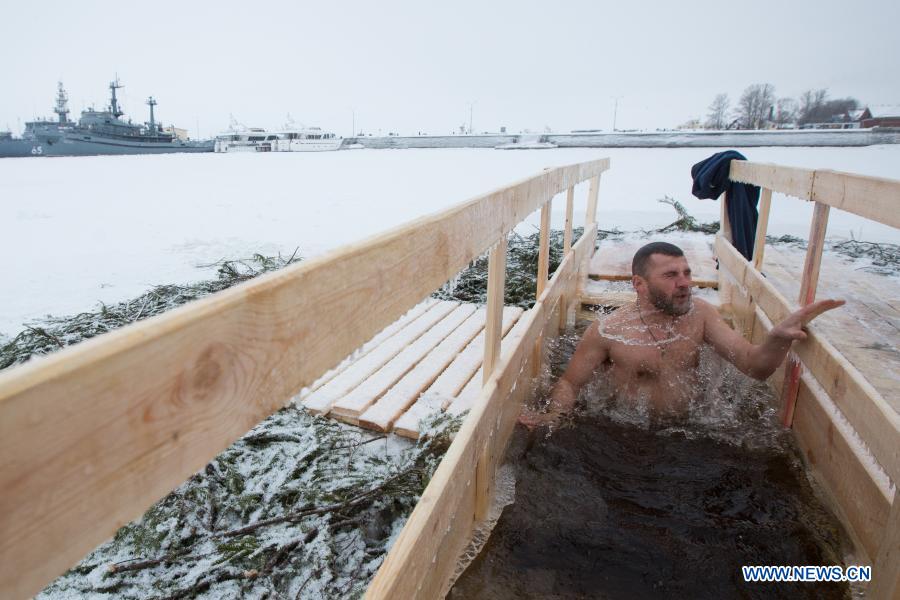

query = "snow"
[[302, 300, 458, 414], [330, 304, 476, 417], [358, 308, 487, 430], [1, 146, 899, 336]]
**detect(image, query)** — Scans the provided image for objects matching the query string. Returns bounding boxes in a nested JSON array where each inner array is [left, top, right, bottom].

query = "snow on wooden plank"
[[359, 309, 490, 432], [447, 310, 532, 416], [298, 299, 436, 399], [432, 306, 523, 405], [329, 304, 477, 422], [762, 244, 900, 412], [302, 300, 458, 414], [589, 233, 718, 287], [392, 307, 524, 439], [393, 307, 516, 437]]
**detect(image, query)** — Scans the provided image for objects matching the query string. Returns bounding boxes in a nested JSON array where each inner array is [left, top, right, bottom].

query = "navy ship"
[[0, 80, 213, 157]]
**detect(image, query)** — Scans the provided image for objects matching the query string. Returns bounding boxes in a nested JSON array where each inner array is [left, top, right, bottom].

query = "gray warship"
[[0, 80, 213, 157]]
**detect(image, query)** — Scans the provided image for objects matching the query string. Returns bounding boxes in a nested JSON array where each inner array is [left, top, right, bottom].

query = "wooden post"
[[483, 236, 507, 384], [585, 175, 600, 225], [719, 191, 732, 243], [752, 187, 773, 271], [563, 186, 574, 254], [534, 199, 552, 373], [560, 186, 575, 331], [717, 192, 734, 310], [869, 489, 900, 600], [781, 200, 830, 427]]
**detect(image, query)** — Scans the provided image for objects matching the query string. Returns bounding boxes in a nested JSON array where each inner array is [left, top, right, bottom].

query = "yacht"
[[215, 119, 342, 152]]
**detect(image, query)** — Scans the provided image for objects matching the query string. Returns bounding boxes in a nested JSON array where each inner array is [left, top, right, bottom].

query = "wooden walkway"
[[588, 232, 719, 287], [760, 244, 900, 414], [301, 299, 524, 438]]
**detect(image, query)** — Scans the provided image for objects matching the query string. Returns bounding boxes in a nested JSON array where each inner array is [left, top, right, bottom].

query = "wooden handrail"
[[729, 160, 900, 228], [0, 158, 610, 600], [718, 161, 899, 597]]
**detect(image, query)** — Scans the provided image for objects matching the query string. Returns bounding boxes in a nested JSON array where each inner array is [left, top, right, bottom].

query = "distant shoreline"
[[345, 128, 900, 149]]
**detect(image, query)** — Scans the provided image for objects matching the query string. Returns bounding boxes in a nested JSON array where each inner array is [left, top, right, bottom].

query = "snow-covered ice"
[[1, 145, 898, 336]]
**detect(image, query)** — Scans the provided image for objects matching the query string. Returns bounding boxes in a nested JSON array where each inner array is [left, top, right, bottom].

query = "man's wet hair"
[[632, 242, 685, 278]]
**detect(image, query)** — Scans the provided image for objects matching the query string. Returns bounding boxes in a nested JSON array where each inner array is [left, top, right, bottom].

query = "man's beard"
[[648, 285, 693, 316]]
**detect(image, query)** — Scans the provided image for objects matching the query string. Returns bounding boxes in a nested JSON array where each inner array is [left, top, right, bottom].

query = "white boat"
[[215, 119, 342, 153]]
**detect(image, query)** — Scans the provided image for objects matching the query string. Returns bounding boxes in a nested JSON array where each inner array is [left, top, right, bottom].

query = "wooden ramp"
[[760, 244, 900, 414], [300, 299, 524, 438], [589, 232, 718, 288]]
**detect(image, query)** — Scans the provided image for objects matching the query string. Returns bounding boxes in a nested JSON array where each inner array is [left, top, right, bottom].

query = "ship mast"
[[109, 78, 124, 118], [146, 97, 157, 133], [53, 82, 70, 124]]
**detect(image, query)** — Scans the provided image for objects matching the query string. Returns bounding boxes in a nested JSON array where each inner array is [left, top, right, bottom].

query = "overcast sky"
[[2, 0, 898, 137]]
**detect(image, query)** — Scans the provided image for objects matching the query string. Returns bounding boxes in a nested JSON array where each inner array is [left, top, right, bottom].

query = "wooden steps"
[[302, 301, 525, 437], [589, 233, 718, 288]]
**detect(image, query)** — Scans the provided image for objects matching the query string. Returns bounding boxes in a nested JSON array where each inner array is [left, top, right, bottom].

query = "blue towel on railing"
[[691, 150, 760, 261]]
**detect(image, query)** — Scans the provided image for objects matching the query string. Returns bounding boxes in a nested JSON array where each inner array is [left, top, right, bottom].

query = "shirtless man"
[[519, 241, 844, 427]]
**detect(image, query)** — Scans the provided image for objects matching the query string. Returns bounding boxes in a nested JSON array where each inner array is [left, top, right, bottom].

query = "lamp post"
[[612, 96, 623, 131]]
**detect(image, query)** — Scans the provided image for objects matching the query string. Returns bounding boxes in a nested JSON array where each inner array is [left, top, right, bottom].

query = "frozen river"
[[1, 145, 898, 336]]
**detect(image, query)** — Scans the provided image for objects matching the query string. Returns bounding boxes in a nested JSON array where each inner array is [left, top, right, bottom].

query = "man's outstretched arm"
[[519, 320, 609, 429], [703, 298, 845, 380]]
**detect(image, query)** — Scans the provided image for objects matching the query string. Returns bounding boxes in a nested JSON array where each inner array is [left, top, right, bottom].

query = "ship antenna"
[[109, 76, 124, 118], [54, 82, 70, 124], [146, 97, 158, 133]]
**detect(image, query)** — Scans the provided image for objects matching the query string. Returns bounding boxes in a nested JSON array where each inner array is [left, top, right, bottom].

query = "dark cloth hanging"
[[691, 150, 760, 261]]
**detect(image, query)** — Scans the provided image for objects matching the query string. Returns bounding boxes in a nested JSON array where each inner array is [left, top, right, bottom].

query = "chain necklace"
[[637, 302, 671, 356]]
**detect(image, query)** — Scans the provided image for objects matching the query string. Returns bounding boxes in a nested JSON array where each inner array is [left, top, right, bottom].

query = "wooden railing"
[[0, 158, 609, 599], [365, 164, 604, 598], [721, 161, 900, 599]]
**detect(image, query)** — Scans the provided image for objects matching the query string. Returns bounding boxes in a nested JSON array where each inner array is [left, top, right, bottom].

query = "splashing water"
[[450, 317, 851, 599]]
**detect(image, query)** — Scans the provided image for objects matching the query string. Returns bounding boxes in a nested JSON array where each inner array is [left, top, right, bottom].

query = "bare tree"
[[798, 89, 829, 125], [797, 89, 860, 125], [704, 93, 730, 130], [773, 97, 798, 127], [734, 84, 776, 129]]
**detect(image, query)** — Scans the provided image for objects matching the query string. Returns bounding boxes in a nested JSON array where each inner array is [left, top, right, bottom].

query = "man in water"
[[519, 241, 844, 426]]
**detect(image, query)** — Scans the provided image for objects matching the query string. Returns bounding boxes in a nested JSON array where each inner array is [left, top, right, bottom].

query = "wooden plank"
[[303, 300, 458, 414], [586, 175, 600, 224], [449, 310, 534, 416], [760, 244, 900, 412], [783, 200, 831, 426], [589, 236, 718, 287], [563, 186, 574, 254], [869, 490, 900, 600], [330, 304, 477, 421], [533, 199, 552, 374], [358, 309, 487, 431], [812, 169, 900, 230], [367, 226, 593, 599], [392, 307, 522, 439], [0, 158, 610, 600], [751, 188, 772, 270], [799, 201, 831, 305], [719, 191, 732, 243], [301, 299, 436, 396], [483, 237, 508, 384], [536, 200, 552, 298], [729, 161, 815, 200], [716, 235, 900, 485], [793, 374, 892, 564], [560, 186, 576, 332], [742, 298, 892, 564]]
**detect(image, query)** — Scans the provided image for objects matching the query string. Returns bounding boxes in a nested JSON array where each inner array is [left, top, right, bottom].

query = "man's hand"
[[770, 298, 845, 342], [517, 407, 563, 430]]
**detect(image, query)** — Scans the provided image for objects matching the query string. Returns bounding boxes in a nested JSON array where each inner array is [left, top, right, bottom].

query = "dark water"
[[450, 322, 851, 600]]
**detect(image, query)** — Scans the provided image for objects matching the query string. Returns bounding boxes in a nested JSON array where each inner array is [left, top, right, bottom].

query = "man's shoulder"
[[692, 297, 717, 315]]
